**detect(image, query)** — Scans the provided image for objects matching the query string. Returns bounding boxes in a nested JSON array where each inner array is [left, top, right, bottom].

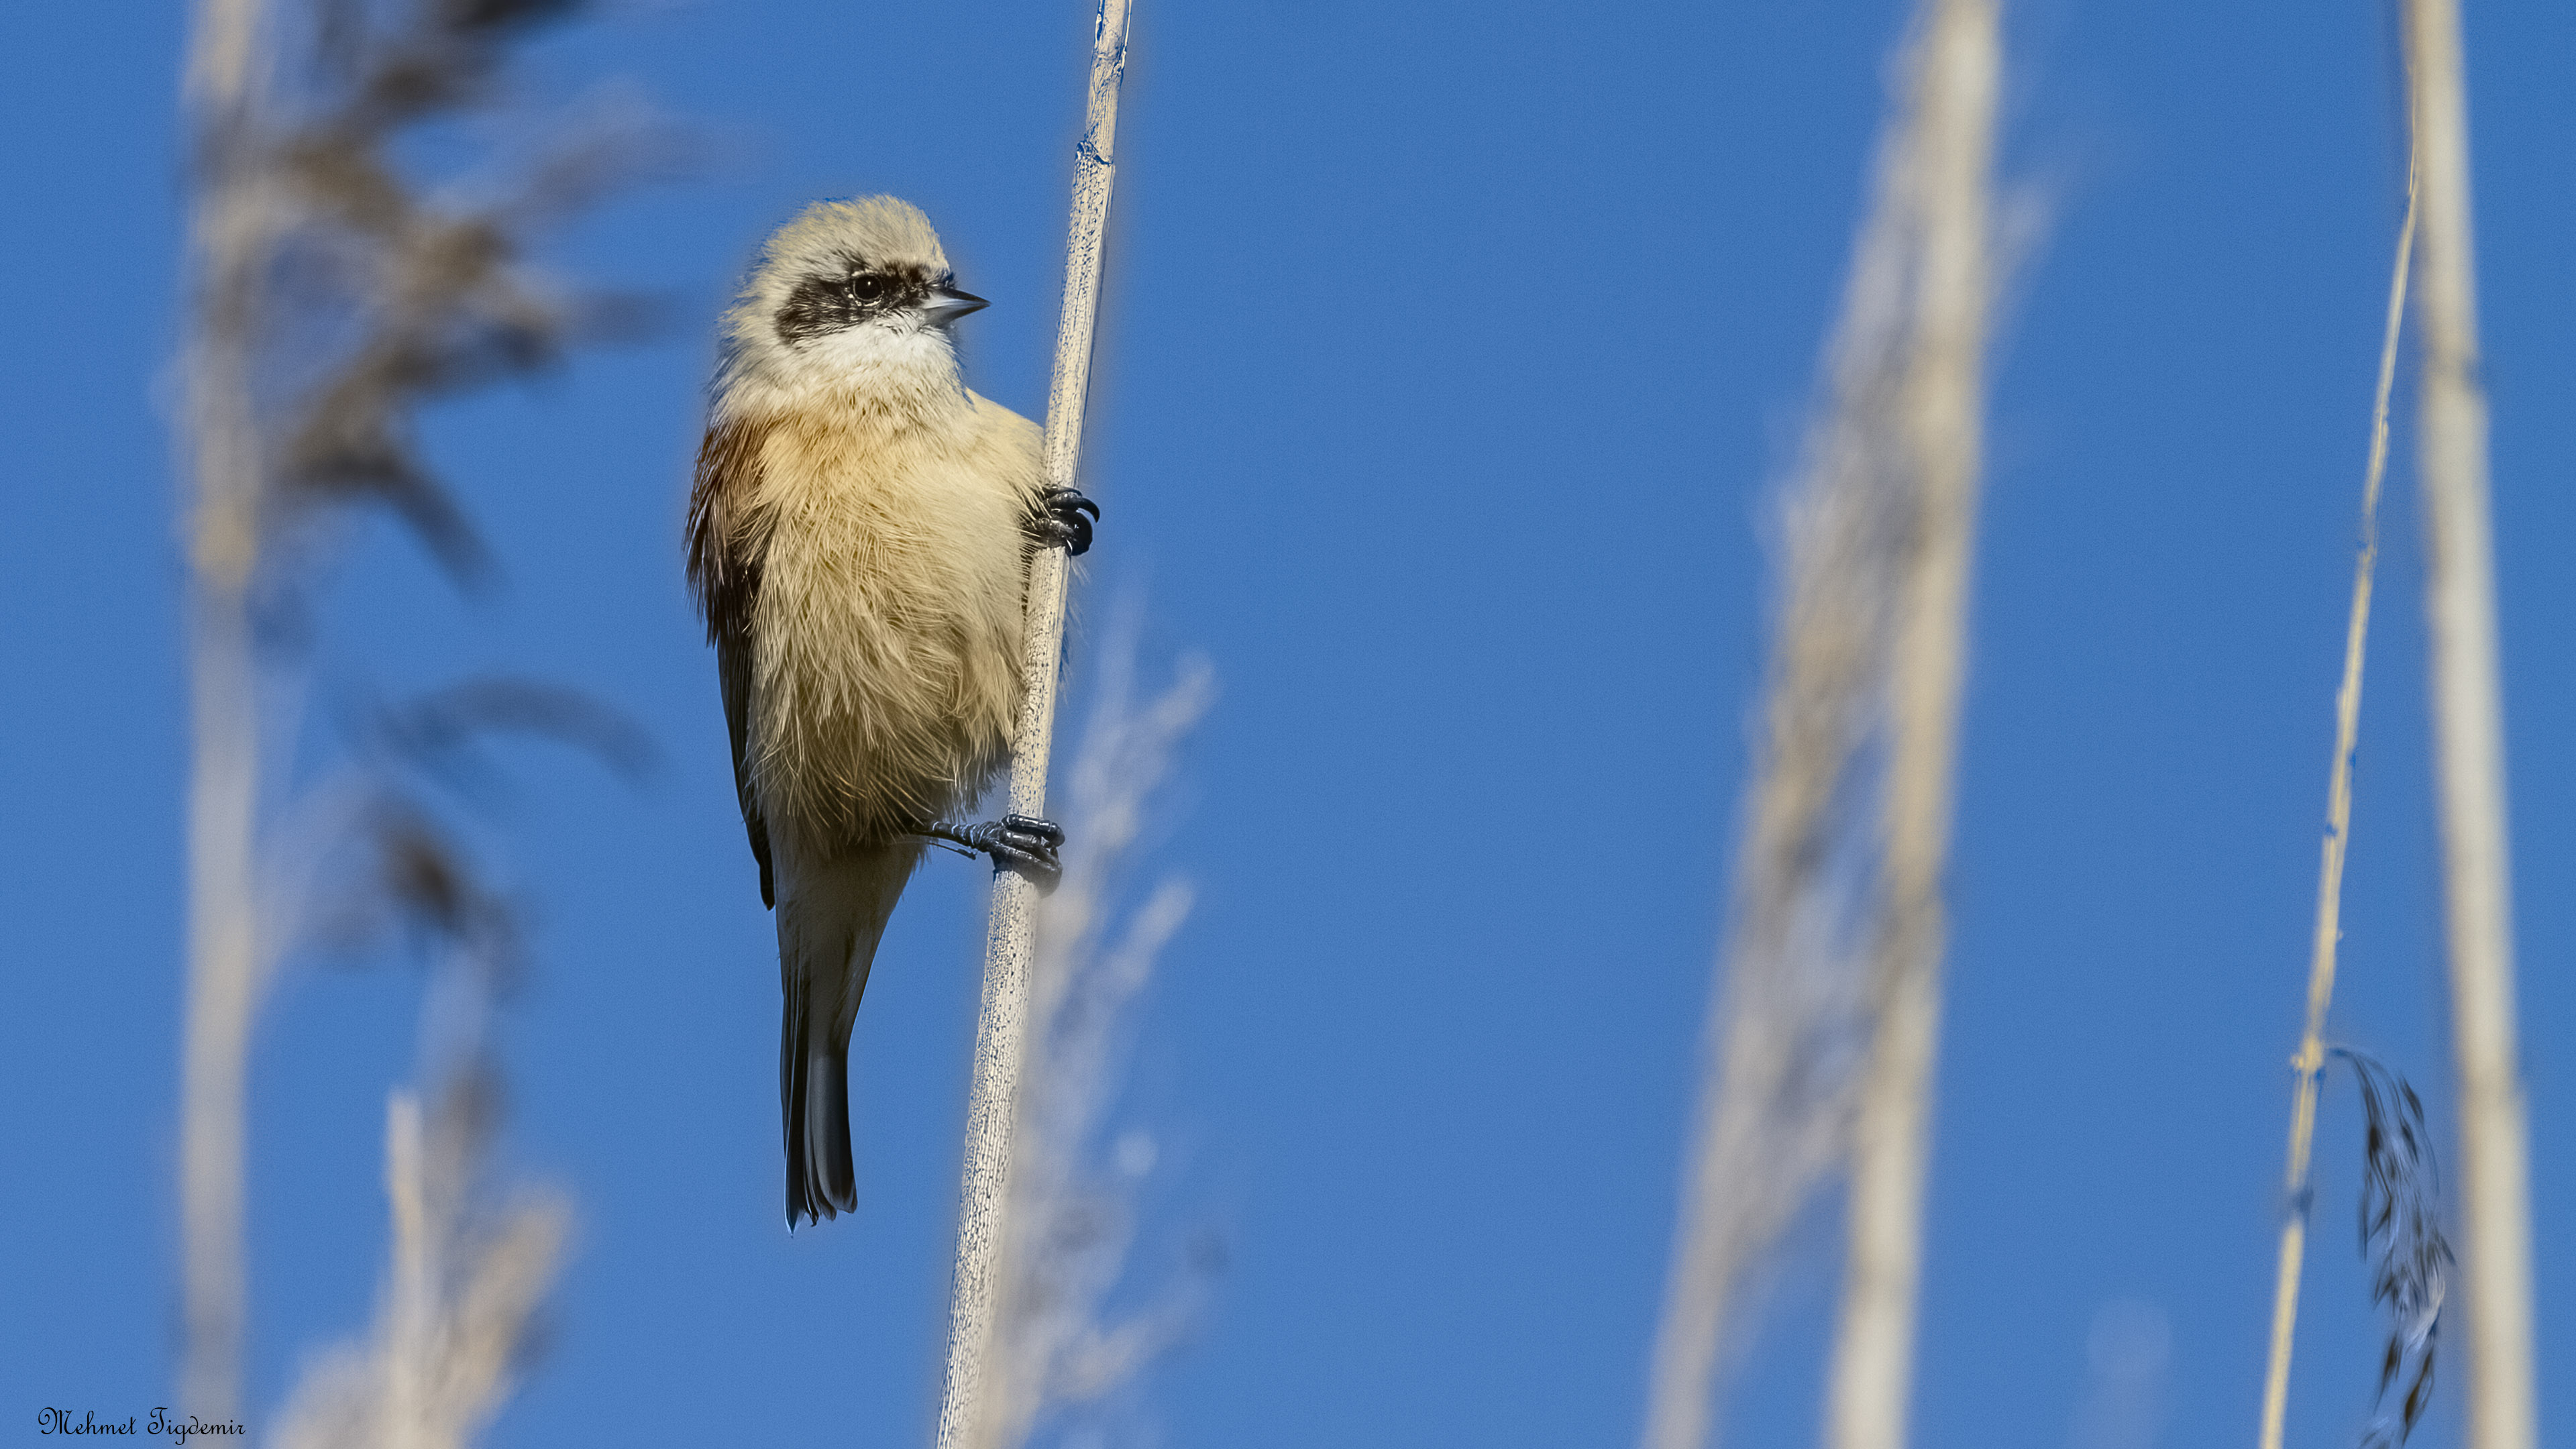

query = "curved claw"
[[1033, 486, 1101, 557], [1004, 812, 1066, 846]]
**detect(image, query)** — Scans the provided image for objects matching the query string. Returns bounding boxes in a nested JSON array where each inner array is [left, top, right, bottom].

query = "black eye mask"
[[773, 260, 942, 344]]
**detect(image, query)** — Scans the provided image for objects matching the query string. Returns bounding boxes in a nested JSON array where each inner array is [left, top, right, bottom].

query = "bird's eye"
[[849, 274, 886, 303]]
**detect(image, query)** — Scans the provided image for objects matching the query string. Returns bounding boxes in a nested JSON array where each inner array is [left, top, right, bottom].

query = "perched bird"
[[686, 197, 1097, 1226]]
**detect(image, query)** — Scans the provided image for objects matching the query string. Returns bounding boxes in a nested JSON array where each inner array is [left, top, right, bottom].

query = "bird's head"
[[723, 196, 989, 400]]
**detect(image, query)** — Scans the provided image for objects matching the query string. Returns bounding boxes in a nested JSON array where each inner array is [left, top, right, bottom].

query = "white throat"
[[727, 316, 970, 423]]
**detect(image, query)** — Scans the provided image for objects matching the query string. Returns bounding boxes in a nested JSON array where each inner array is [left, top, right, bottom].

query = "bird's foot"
[[928, 814, 1065, 890], [1028, 486, 1100, 557]]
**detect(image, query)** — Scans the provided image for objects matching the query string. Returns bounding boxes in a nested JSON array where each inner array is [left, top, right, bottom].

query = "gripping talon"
[[1033, 486, 1100, 557], [931, 813, 1066, 890], [1002, 812, 1066, 847]]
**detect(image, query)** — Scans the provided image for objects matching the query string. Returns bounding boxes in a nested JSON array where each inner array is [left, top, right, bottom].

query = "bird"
[[685, 197, 1097, 1227]]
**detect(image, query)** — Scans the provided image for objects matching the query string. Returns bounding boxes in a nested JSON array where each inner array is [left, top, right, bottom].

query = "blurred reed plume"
[[1641, 3, 1997, 1447], [178, 0, 667, 1419], [271, 1090, 568, 1449], [270, 846, 574, 1449], [971, 617, 1217, 1449], [2396, 1, 2538, 1444]]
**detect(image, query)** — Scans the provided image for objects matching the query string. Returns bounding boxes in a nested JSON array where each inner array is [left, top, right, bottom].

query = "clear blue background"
[[2, 1, 2568, 1445]]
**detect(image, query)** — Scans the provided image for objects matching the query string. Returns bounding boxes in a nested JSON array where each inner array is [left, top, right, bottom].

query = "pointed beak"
[[922, 285, 989, 327]]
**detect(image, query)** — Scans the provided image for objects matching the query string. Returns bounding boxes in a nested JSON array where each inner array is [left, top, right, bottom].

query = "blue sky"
[[2, 1, 2569, 1446]]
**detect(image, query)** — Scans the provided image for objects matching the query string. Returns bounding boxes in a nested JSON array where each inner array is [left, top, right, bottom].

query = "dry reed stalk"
[[972, 625, 1214, 1449], [2255, 166, 2418, 1449], [2399, 2, 2538, 1445], [1641, 4, 1998, 1447], [1820, 3, 1996, 1446], [178, 0, 277, 1416], [174, 0, 663, 1417], [937, 3, 1136, 1443]]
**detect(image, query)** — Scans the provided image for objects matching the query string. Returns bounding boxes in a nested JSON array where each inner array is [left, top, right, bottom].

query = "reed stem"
[[2253, 163, 2417, 1449], [1821, 3, 1998, 1446], [178, 0, 273, 1417], [935, 5, 1133, 1444], [2400, 3, 2538, 1444]]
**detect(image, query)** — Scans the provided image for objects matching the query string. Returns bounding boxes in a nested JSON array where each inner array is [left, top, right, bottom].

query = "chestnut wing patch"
[[686, 417, 775, 907]]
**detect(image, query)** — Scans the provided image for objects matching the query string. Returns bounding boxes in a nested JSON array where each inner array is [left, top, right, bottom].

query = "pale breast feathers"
[[744, 399, 1045, 843]]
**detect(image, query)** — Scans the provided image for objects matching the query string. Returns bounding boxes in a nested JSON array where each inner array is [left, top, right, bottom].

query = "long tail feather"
[[775, 836, 919, 1227]]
